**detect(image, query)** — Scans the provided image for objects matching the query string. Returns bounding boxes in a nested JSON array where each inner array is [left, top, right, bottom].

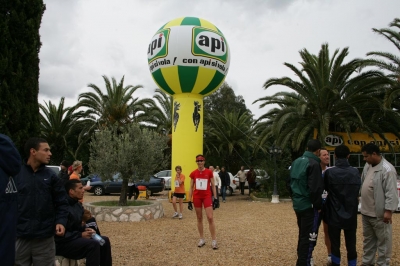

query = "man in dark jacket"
[[15, 137, 69, 266], [218, 166, 230, 202], [323, 144, 360, 266], [290, 139, 324, 266], [0, 134, 21, 266], [247, 167, 256, 195], [59, 160, 70, 185], [56, 179, 112, 266]]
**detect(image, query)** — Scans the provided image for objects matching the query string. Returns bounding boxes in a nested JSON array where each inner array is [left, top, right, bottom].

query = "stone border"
[[83, 201, 164, 222], [250, 193, 292, 202]]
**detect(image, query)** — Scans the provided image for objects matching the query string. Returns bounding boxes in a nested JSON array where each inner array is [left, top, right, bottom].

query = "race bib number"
[[196, 178, 207, 190], [175, 180, 180, 187]]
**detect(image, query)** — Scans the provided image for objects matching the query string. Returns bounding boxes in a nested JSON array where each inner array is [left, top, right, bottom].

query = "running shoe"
[[197, 239, 205, 247], [172, 212, 179, 218], [179, 213, 182, 219], [310, 257, 314, 266], [326, 255, 332, 266], [212, 240, 218, 249]]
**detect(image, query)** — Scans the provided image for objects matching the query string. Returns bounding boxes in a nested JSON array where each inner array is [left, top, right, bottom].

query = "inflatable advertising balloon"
[[147, 17, 230, 199]]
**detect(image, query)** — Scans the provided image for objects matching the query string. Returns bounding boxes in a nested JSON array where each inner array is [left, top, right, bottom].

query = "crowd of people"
[[0, 135, 112, 266], [290, 139, 398, 266], [1, 134, 399, 265]]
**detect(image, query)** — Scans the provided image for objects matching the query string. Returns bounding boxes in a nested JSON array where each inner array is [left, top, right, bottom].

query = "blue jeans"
[[221, 186, 227, 200]]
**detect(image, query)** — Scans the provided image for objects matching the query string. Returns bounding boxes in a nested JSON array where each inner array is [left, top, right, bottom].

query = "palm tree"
[[76, 75, 150, 129], [365, 18, 400, 108], [254, 44, 397, 152], [204, 110, 253, 171], [142, 88, 174, 134], [39, 97, 78, 164]]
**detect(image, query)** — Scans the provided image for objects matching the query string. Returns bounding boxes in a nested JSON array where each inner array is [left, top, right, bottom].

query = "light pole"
[[269, 145, 282, 203]]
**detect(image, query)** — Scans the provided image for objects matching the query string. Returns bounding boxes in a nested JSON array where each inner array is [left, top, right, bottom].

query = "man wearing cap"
[[188, 155, 219, 249], [59, 160, 70, 185]]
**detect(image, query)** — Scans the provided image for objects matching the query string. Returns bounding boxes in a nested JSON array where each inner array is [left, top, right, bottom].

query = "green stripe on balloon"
[[152, 69, 175, 95], [178, 66, 199, 93], [180, 17, 201, 26], [199, 71, 226, 95], [158, 22, 167, 31]]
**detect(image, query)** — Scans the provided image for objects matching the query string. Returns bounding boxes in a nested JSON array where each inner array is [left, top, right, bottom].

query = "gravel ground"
[[85, 191, 400, 266]]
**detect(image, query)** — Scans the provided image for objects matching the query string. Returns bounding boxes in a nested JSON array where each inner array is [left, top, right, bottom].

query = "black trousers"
[[295, 208, 321, 266], [239, 182, 245, 195], [328, 224, 357, 265], [248, 182, 255, 195], [56, 236, 112, 266], [128, 185, 139, 200]]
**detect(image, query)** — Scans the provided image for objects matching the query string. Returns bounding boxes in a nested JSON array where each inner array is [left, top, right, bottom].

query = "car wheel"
[[226, 187, 233, 196], [93, 186, 104, 196]]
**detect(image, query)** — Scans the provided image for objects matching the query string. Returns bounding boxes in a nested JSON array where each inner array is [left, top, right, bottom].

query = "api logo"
[[192, 27, 228, 63], [148, 29, 170, 63], [325, 135, 343, 146]]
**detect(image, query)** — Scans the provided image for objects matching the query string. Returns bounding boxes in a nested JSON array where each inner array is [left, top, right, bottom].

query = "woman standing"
[[218, 167, 230, 203], [172, 165, 185, 219], [188, 155, 219, 249]]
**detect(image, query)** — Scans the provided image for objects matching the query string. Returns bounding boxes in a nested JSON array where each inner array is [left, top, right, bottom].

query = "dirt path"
[[85, 191, 400, 266]]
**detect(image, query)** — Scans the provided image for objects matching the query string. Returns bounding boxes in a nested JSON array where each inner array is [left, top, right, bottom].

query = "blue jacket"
[[323, 159, 361, 229], [0, 134, 21, 266], [55, 196, 85, 245], [290, 151, 323, 212], [15, 162, 69, 238]]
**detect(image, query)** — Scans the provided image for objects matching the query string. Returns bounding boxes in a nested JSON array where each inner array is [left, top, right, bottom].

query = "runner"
[[172, 165, 185, 220], [187, 154, 219, 249]]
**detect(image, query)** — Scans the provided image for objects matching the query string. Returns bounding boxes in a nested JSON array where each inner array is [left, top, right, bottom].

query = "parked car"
[[80, 174, 100, 186], [225, 172, 237, 196], [136, 176, 165, 195], [88, 174, 123, 196], [234, 169, 269, 188], [46, 165, 61, 175], [154, 170, 172, 190], [88, 174, 165, 196]]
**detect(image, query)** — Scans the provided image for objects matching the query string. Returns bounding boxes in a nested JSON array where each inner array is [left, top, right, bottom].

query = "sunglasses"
[[196, 160, 204, 162]]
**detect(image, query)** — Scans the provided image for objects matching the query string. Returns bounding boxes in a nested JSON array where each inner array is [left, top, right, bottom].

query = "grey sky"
[[39, 0, 399, 119]]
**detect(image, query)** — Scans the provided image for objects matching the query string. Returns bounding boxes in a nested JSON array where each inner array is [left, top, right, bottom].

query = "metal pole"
[[273, 152, 277, 195]]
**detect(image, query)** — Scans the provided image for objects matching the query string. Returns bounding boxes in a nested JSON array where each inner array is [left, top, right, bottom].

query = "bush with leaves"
[[89, 123, 168, 206]]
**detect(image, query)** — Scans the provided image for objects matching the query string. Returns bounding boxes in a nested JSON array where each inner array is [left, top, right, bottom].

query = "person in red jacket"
[[187, 155, 219, 249]]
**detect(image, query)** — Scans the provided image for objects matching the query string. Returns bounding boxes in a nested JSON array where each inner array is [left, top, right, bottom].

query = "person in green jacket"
[[290, 139, 324, 266]]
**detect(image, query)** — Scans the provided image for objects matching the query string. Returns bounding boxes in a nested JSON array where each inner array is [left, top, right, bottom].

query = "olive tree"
[[89, 123, 168, 206]]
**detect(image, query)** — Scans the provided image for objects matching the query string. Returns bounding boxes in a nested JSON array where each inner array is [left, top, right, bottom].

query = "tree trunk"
[[118, 178, 129, 206]]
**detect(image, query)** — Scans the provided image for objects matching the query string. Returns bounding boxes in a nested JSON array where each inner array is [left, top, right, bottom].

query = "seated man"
[[55, 179, 112, 266]]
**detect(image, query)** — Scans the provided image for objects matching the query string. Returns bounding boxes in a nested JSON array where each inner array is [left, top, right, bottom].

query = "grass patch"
[[252, 191, 269, 198], [91, 201, 151, 206]]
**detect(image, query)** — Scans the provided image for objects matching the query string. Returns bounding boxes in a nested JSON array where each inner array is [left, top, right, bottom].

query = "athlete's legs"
[[178, 198, 183, 214], [205, 206, 216, 240], [195, 207, 204, 238], [172, 196, 178, 212]]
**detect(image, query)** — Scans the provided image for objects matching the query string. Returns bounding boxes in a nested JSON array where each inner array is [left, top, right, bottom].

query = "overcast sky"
[[39, 0, 399, 119]]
